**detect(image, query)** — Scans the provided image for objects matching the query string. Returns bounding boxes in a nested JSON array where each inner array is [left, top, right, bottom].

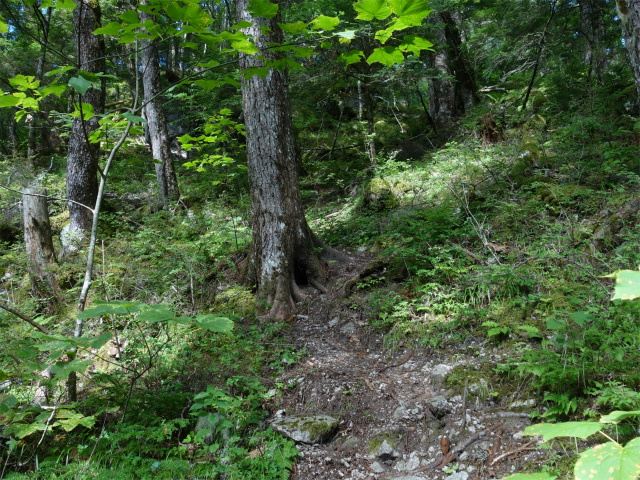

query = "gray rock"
[[374, 439, 400, 461], [394, 452, 421, 471], [393, 405, 410, 420], [339, 436, 359, 452], [388, 476, 426, 480], [426, 395, 450, 418], [271, 414, 338, 444], [340, 322, 356, 334], [371, 461, 386, 473], [445, 472, 469, 480], [431, 364, 452, 388], [509, 399, 536, 409], [329, 317, 339, 328]]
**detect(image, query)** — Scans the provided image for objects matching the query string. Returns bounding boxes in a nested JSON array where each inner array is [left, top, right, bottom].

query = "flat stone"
[[271, 414, 338, 444], [431, 364, 452, 388], [340, 322, 356, 334], [510, 399, 536, 409], [371, 461, 386, 473], [395, 452, 421, 471], [393, 405, 410, 420], [329, 317, 339, 328]]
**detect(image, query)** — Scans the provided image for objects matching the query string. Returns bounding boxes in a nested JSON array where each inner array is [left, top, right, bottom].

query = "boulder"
[[270, 414, 338, 444], [363, 178, 399, 211]]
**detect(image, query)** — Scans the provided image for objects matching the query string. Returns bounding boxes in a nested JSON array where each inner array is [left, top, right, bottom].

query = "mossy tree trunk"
[[616, 0, 640, 102], [236, 0, 346, 320]]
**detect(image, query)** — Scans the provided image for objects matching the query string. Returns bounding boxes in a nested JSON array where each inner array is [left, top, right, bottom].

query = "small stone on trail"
[[340, 322, 356, 334], [444, 472, 469, 480], [426, 395, 450, 418], [329, 317, 339, 327], [371, 461, 386, 473], [374, 439, 400, 461]]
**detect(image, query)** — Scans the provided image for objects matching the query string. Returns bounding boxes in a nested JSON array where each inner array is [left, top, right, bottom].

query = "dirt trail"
[[272, 254, 543, 480]]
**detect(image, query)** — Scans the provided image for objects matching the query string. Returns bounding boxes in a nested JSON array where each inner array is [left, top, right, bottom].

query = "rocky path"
[[269, 255, 544, 480]]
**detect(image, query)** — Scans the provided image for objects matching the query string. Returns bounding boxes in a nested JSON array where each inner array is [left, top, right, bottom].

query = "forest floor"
[[270, 253, 545, 480]]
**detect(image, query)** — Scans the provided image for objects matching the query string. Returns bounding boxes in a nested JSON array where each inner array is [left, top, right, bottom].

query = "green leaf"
[[137, 304, 177, 323], [311, 15, 340, 31], [46, 65, 74, 76], [399, 34, 433, 54], [280, 21, 306, 34], [337, 30, 356, 40], [118, 10, 140, 25], [247, 0, 278, 19], [0, 395, 18, 412], [388, 0, 431, 24], [232, 20, 253, 29], [367, 46, 404, 66], [340, 50, 365, 66], [55, 0, 76, 10], [192, 315, 234, 333], [40, 84, 67, 98], [354, 0, 392, 20], [68, 76, 92, 95], [0, 94, 23, 108], [232, 39, 259, 54], [600, 410, 640, 424], [502, 474, 557, 480], [0, 18, 8, 34], [53, 411, 96, 431], [242, 66, 270, 79], [570, 311, 595, 326], [607, 270, 640, 301], [4, 422, 43, 438], [89, 331, 112, 350], [220, 108, 233, 115], [574, 439, 640, 480], [93, 21, 123, 36], [523, 422, 604, 442], [22, 97, 39, 111], [51, 359, 92, 381], [121, 112, 146, 123], [76, 300, 144, 319]]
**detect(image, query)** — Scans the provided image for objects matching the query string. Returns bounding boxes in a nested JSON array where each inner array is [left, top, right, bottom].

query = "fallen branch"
[[489, 441, 535, 466], [419, 420, 505, 472], [0, 301, 50, 334]]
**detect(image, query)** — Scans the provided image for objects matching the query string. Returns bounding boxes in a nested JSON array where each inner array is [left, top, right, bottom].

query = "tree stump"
[[22, 187, 59, 307]]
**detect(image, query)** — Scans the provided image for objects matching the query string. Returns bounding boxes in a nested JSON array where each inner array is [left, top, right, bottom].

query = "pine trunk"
[[28, 7, 52, 160], [65, 0, 105, 240], [580, 0, 607, 84], [237, 0, 344, 319], [140, 5, 180, 208], [616, 0, 640, 100], [22, 188, 59, 307]]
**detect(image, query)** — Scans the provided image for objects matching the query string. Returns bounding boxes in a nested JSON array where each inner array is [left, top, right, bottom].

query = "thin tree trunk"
[[237, 0, 347, 320], [616, 0, 640, 101], [140, 4, 180, 208], [22, 187, 59, 308], [522, 1, 556, 109], [65, 0, 105, 245], [28, 6, 52, 160], [579, 0, 607, 84]]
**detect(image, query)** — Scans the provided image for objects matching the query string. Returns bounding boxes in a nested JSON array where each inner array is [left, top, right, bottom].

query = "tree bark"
[[65, 0, 105, 242], [22, 188, 59, 307], [616, 0, 640, 101], [579, 0, 607, 84], [428, 12, 477, 124], [28, 6, 52, 160], [237, 0, 346, 320], [140, 4, 180, 208]]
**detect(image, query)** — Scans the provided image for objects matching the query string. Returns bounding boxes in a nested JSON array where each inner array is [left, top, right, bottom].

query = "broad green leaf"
[[40, 84, 67, 98], [4, 422, 43, 438], [0, 18, 7, 34], [293, 47, 314, 58], [0, 94, 23, 108], [600, 410, 640, 424], [375, 27, 394, 44], [388, 0, 431, 24], [220, 108, 233, 115], [248, 0, 278, 20], [0, 395, 17, 412], [399, 34, 433, 54], [523, 422, 604, 441], [574, 439, 640, 480], [22, 97, 39, 111], [76, 300, 144, 319], [94, 21, 123, 36], [137, 304, 176, 323], [68, 76, 92, 95], [56, 0, 76, 9], [232, 20, 253, 29], [121, 112, 146, 123], [243, 66, 270, 78], [89, 331, 112, 349], [46, 65, 74, 76], [280, 21, 306, 34], [181, 41, 198, 50], [194, 79, 221, 90], [198, 60, 220, 68], [570, 311, 595, 326], [51, 359, 92, 380], [232, 39, 259, 54], [354, 0, 392, 20], [340, 50, 365, 66], [53, 411, 96, 431], [337, 30, 356, 40], [607, 270, 640, 301], [367, 46, 404, 66], [311, 15, 340, 31], [502, 474, 557, 480], [193, 315, 234, 333], [119, 9, 140, 25], [9, 75, 38, 91]]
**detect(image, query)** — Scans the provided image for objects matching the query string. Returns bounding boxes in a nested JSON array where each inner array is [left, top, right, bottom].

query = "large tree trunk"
[[28, 6, 52, 160], [428, 12, 477, 124], [23, 188, 59, 308], [65, 0, 105, 242], [140, 4, 180, 208], [616, 0, 640, 101], [237, 0, 345, 320], [579, 0, 607, 84]]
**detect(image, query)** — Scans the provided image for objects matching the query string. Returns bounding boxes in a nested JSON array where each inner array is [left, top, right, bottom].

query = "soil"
[[270, 253, 545, 480]]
